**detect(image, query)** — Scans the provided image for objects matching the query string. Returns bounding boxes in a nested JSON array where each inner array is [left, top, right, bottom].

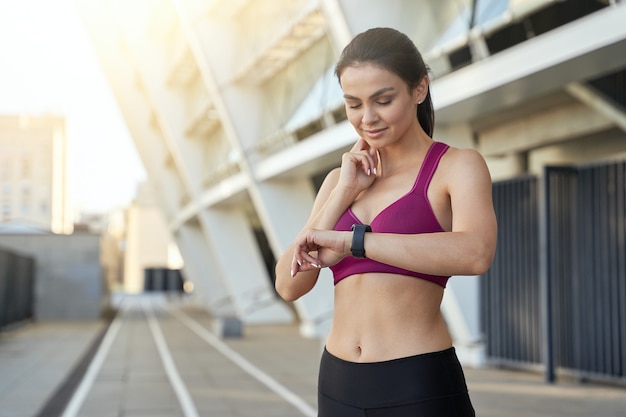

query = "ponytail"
[[418, 88, 434, 138]]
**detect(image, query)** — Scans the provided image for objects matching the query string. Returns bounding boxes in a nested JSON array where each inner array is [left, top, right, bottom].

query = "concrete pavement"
[[0, 294, 625, 417]]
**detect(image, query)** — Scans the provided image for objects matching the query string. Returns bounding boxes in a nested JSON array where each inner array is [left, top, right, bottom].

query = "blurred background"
[[1, 0, 625, 400]]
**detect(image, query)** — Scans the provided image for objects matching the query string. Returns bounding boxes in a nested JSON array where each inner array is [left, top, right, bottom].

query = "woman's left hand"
[[291, 230, 351, 276]]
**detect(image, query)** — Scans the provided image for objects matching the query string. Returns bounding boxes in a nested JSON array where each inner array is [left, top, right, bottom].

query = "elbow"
[[467, 242, 496, 276], [279, 292, 300, 303], [275, 283, 298, 302], [274, 259, 299, 302], [469, 257, 493, 276], [274, 275, 301, 302]]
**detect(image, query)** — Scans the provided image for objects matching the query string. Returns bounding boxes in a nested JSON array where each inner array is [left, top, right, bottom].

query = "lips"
[[362, 127, 387, 138]]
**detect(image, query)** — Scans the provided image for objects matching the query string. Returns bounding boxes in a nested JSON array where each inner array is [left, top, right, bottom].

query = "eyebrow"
[[343, 87, 395, 101]]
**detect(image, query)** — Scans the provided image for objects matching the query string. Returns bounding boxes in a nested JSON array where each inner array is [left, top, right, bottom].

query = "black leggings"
[[318, 347, 475, 417]]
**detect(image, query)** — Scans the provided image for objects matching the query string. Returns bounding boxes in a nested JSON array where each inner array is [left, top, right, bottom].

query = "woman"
[[275, 27, 497, 416]]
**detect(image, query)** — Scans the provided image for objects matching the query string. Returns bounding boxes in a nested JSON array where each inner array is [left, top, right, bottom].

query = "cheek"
[[346, 110, 361, 128], [385, 106, 414, 127]]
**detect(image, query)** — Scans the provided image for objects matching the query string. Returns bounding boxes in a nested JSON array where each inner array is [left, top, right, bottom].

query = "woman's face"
[[339, 63, 421, 149]]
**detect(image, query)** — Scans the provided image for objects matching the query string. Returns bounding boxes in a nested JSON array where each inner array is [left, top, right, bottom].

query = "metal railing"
[[0, 247, 35, 330], [548, 162, 626, 383], [482, 176, 542, 367], [482, 160, 626, 384]]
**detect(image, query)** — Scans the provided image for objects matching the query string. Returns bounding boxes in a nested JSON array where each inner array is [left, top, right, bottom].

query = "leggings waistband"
[[318, 346, 469, 409]]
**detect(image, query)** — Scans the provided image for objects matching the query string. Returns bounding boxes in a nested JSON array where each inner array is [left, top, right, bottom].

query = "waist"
[[327, 274, 452, 362]]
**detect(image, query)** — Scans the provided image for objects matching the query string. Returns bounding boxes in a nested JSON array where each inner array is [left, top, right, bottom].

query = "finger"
[[294, 241, 322, 266], [350, 138, 370, 153], [370, 148, 380, 175], [343, 150, 374, 176], [364, 151, 378, 175], [355, 151, 377, 176], [298, 251, 322, 268], [355, 143, 379, 175], [295, 262, 318, 273], [291, 241, 321, 276], [290, 256, 300, 277]]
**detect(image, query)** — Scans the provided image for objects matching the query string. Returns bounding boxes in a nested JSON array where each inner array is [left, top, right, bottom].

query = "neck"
[[377, 130, 432, 178]]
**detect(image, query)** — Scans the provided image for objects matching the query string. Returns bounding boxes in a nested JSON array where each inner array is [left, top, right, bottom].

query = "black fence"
[[143, 268, 185, 292], [483, 160, 626, 384], [482, 176, 542, 367], [549, 163, 626, 382], [0, 247, 35, 330]]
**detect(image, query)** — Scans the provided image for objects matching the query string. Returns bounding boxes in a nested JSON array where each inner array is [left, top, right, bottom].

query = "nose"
[[361, 105, 379, 125]]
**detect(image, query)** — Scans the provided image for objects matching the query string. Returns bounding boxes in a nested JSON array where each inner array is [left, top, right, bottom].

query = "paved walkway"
[[0, 294, 625, 417]]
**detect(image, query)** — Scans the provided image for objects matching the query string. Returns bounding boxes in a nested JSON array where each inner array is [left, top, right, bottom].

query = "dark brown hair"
[[335, 27, 434, 137]]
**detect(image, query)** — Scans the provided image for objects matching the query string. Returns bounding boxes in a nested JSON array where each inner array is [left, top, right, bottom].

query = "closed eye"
[[347, 101, 390, 109]]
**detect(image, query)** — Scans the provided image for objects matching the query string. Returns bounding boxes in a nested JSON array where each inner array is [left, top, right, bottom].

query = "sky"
[[0, 0, 147, 216]]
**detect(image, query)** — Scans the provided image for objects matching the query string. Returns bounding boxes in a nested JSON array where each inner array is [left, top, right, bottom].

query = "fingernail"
[[367, 169, 371, 175], [297, 260, 302, 266], [373, 167, 377, 175], [312, 263, 321, 268], [290, 269, 295, 277]]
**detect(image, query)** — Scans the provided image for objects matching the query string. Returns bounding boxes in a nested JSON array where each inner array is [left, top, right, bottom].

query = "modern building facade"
[[75, 0, 626, 364], [0, 114, 71, 234]]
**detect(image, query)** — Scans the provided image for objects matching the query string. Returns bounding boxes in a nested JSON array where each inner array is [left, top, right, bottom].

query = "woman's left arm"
[[293, 148, 497, 277], [367, 148, 497, 276]]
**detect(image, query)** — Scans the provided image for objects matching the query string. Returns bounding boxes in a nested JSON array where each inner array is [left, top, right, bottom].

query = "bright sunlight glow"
[[0, 0, 147, 215]]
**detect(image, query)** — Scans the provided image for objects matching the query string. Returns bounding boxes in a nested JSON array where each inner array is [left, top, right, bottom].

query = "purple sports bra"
[[329, 141, 451, 287]]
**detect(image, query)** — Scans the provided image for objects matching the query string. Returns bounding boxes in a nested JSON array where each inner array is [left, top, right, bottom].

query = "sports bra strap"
[[415, 142, 449, 196]]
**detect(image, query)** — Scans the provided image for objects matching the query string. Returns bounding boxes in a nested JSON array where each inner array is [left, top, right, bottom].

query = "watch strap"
[[351, 224, 372, 258]]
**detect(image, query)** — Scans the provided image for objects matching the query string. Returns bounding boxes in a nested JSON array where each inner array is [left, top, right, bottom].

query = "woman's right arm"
[[275, 139, 379, 301], [275, 168, 346, 301]]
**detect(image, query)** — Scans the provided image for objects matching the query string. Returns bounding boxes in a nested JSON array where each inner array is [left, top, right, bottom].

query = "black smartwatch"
[[351, 224, 372, 258]]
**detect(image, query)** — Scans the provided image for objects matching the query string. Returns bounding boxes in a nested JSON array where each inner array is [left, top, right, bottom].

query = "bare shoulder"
[[440, 145, 490, 178], [435, 145, 493, 198], [442, 145, 488, 167]]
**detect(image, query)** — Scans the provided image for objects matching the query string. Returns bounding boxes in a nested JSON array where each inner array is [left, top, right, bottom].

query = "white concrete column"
[[104, 3, 201, 198], [198, 208, 294, 324], [175, 223, 236, 317], [173, 1, 334, 333], [442, 276, 485, 367], [255, 179, 335, 338], [320, 0, 353, 53]]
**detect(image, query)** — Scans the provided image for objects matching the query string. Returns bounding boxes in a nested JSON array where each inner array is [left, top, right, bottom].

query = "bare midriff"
[[325, 272, 453, 363]]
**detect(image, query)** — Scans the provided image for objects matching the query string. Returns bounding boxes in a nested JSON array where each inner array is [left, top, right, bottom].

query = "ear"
[[413, 76, 429, 104]]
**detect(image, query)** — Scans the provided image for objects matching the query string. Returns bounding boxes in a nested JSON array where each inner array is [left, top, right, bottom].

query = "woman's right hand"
[[337, 138, 378, 194], [275, 138, 377, 300]]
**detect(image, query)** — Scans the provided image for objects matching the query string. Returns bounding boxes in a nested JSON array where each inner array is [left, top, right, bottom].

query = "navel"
[[355, 345, 362, 358]]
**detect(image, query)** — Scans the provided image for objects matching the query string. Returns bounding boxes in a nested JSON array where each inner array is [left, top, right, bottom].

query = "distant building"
[[123, 181, 183, 294], [0, 114, 71, 234]]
